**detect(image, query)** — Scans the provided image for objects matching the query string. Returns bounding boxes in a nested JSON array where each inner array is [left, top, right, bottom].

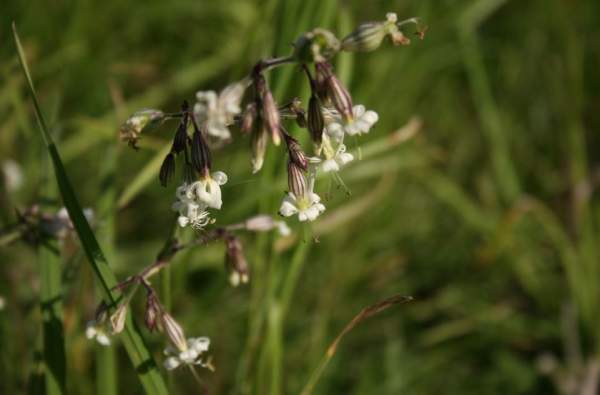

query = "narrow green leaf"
[[12, 23, 169, 395]]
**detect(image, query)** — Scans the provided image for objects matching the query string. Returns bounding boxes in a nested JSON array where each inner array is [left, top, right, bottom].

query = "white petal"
[[178, 216, 190, 227], [212, 171, 228, 185], [279, 199, 299, 217], [298, 210, 309, 222], [309, 193, 322, 204], [337, 152, 354, 165], [189, 337, 210, 353], [321, 159, 340, 173], [85, 326, 97, 339], [276, 221, 291, 236], [96, 333, 111, 346], [164, 357, 181, 370], [362, 110, 379, 125], [352, 105, 366, 118]]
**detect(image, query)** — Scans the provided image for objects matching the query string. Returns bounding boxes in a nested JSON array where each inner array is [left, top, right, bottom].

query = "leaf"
[[12, 22, 169, 395]]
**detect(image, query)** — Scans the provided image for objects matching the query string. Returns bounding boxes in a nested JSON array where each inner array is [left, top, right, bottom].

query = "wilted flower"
[[194, 80, 248, 140], [245, 215, 291, 236], [119, 109, 165, 149], [110, 303, 128, 335], [224, 236, 249, 287], [325, 105, 379, 139], [163, 337, 212, 371], [85, 320, 111, 346]]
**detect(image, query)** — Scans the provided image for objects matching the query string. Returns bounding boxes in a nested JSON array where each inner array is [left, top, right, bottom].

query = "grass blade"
[[39, 243, 67, 395], [299, 294, 413, 395], [12, 23, 169, 395]]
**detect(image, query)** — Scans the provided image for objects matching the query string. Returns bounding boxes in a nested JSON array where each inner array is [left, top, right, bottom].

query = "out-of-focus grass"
[[2, 0, 600, 394]]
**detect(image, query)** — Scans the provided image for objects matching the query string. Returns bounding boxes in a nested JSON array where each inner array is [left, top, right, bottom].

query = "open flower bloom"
[[325, 104, 379, 139], [172, 184, 212, 229], [321, 143, 354, 173], [189, 171, 228, 209], [172, 171, 227, 229], [85, 320, 111, 346], [194, 80, 248, 140], [280, 192, 326, 222], [163, 337, 212, 371]]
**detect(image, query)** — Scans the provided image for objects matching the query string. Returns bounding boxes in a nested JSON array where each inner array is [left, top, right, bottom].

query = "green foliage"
[[1, 0, 600, 394]]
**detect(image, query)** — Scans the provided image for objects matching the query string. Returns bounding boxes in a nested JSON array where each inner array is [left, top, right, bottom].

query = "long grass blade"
[[12, 23, 169, 395], [299, 294, 413, 395]]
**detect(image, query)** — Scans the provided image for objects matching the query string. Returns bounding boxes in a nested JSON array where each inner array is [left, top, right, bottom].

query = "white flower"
[[276, 221, 291, 236], [194, 80, 248, 140], [188, 171, 228, 209], [321, 144, 354, 173], [279, 192, 326, 222], [85, 320, 111, 346], [172, 171, 228, 229], [163, 337, 212, 371], [326, 104, 379, 139]]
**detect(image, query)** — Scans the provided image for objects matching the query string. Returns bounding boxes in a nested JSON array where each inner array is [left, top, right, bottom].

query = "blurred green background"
[[2, 0, 600, 394]]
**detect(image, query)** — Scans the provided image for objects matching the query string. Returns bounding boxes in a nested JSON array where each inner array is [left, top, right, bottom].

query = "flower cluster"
[[111, 11, 425, 375]]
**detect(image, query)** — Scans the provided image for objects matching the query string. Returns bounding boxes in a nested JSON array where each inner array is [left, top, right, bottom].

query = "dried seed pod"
[[110, 303, 128, 335], [119, 109, 165, 149], [341, 22, 387, 52], [159, 153, 176, 187], [145, 293, 160, 332]]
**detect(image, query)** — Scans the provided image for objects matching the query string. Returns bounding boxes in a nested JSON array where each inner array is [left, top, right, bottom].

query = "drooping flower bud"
[[287, 160, 307, 198], [250, 118, 268, 174], [255, 75, 281, 146], [161, 313, 187, 352], [307, 94, 325, 144], [119, 109, 165, 149], [224, 236, 249, 287], [145, 293, 160, 332], [159, 153, 176, 187], [110, 303, 128, 335], [240, 102, 257, 135], [191, 122, 211, 177], [316, 62, 353, 122]]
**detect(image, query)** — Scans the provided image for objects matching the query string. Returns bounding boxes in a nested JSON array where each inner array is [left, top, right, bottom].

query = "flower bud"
[[240, 103, 257, 135], [159, 153, 176, 187], [119, 109, 165, 149], [145, 294, 160, 332], [224, 236, 249, 287], [161, 313, 187, 352], [307, 94, 324, 144], [287, 161, 307, 198], [316, 62, 353, 122], [255, 75, 281, 146], [110, 303, 128, 335], [293, 28, 341, 63], [341, 22, 387, 52], [251, 119, 268, 174], [191, 126, 211, 177], [171, 119, 189, 154]]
